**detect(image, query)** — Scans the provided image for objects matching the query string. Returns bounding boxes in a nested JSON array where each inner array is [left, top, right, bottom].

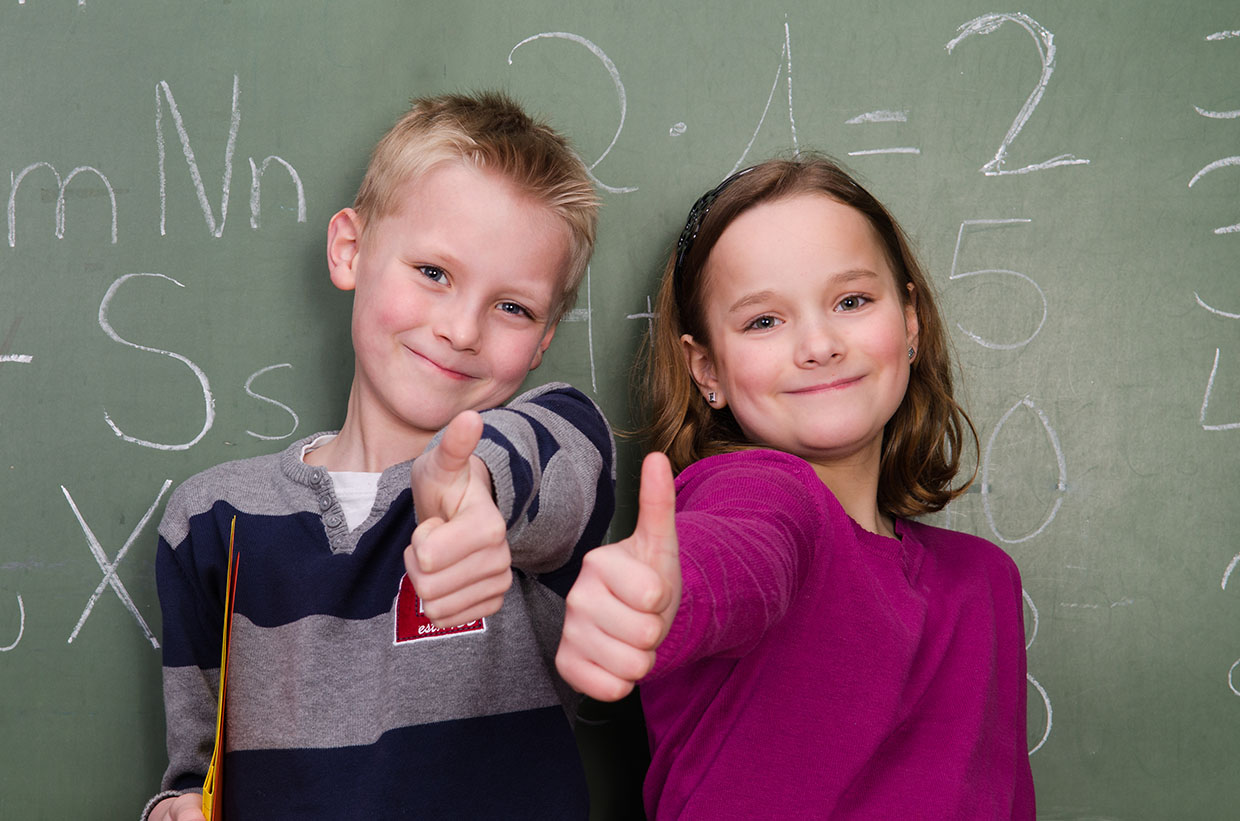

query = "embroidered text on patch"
[[394, 574, 487, 643]]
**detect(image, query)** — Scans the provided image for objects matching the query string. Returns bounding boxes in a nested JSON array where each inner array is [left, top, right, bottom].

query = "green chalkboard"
[[1, 1, 1238, 818]]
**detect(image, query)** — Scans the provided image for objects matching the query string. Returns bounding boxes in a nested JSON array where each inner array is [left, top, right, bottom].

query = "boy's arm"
[[143, 497, 226, 820], [409, 383, 614, 628], [471, 383, 615, 575]]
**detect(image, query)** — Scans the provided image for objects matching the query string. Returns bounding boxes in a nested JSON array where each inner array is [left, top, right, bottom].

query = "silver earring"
[[707, 391, 717, 404], [907, 347, 915, 361]]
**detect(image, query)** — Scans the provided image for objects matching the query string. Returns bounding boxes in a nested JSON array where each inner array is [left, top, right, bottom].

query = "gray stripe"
[[223, 594, 562, 751]]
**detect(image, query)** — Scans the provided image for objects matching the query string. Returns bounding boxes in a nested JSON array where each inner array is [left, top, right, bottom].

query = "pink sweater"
[[641, 450, 1035, 819]]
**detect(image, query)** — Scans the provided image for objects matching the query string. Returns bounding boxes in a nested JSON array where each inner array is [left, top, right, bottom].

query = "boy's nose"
[[433, 305, 482, 352]]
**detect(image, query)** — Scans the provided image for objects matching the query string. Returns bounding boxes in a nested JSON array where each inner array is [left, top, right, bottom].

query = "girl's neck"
[[805, 447, 895, 539]]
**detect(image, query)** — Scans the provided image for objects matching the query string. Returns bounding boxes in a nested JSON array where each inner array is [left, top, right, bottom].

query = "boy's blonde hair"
[[354, 91, 599, 322]]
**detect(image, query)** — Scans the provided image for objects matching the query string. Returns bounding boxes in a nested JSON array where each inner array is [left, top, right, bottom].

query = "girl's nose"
[[796, 318, 843, 366]]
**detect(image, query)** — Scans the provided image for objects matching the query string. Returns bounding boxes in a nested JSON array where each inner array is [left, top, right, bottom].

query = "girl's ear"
[[904, 282, 920, 355], [327, 208, 363, 292], [681, 334, 726, 408]]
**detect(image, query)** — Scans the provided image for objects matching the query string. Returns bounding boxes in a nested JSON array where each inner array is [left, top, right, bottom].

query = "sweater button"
[[326, 514, 342, 528], [319, 496, 332, 510], [310, 470, 323, 485]]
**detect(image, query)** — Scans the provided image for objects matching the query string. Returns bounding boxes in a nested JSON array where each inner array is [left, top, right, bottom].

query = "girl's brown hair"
[[641, 154, 977, 517]]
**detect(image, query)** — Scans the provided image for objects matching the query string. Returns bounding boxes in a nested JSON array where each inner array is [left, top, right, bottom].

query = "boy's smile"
[[323, 160, 571, 470]]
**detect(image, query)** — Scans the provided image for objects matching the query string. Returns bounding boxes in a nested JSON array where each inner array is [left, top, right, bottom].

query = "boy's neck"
[[305, 393, 434, 473]]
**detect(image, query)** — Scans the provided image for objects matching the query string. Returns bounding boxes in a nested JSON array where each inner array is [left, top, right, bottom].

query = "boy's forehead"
[[367, 162, 575, 295]]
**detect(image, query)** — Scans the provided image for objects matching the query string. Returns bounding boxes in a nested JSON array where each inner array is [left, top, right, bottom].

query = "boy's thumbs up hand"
[[407, 411, 513, 628], [556, 452, 681, 702]]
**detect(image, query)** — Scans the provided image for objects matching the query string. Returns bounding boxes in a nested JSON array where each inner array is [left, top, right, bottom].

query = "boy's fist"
[[407, 411, 513, 628], [148, 794, 206, 821], [556, 452, 681, 702]]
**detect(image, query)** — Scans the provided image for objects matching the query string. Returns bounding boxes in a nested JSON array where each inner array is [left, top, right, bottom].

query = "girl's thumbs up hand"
[[556, 452, 681, 702]]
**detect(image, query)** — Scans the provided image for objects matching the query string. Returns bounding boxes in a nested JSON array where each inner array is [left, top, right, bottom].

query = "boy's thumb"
[[633, 452, 677, 569], [434, 410, 484, 474]]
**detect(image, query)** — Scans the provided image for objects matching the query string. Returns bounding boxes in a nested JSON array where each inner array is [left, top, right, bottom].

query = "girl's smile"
[[682, 192, 918, 479]]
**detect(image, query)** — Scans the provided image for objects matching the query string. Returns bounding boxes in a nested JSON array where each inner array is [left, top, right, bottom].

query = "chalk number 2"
[[947, 13, 1089, 176]]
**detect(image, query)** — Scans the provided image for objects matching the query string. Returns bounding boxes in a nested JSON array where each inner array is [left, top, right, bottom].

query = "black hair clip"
[[672, 166, 754, 281]]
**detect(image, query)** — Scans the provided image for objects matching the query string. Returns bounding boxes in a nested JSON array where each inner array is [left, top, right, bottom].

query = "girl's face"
[[683, 193, 918, 473]]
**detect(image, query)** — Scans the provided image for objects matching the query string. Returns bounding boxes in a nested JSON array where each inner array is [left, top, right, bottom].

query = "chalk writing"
[[1, 594, 23, 652], [98, 273, 215, 451], [244, 363, 300, 441], [730, 18, 797, 175], [63, 480, 170, 648], [0, 317, 31, 365], [1197, 30, 1240, 118], [248, 156, 307, 230], [627, 295, 655, 342], [949, 219, 1045, 349], [946, 13, 1089, 176], [1023, 589, 1052, 754], [555, 265, 597, 392], [1196, 292, 1240, 319], [508, 33, 636, 194], [1188, 157, 1240, 235], [1199, 348, 1240, 431], [845, 110, 908, 124], [845, 108, 919, 157], [158, 75, 305, 236], [8, 162, 117, 247], [848, 148, 920, 156], [1224, 553, 1240, 696], [156, 75, 240, 237], [981, 395, 1068, 544]]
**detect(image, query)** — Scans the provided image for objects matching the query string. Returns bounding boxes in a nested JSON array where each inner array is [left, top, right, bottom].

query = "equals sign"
[[845, 110, 921, 157], [0, 318, 32, 365]]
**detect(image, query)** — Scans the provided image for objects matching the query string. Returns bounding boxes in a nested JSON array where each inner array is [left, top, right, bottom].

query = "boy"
[[144, 92, 613, 820]]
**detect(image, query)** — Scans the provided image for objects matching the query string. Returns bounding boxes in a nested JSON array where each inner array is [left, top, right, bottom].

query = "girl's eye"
[[418, 265, 447, 283], [837, 294, 869, 312], [498, 301, 534, 320], [745, 315, 782, 331]]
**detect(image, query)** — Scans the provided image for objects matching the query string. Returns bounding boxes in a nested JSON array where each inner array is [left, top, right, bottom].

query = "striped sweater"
[[145, 383, 614, 820]]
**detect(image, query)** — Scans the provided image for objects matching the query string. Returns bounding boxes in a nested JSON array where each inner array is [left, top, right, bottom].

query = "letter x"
[[63, 480, 171, 648]]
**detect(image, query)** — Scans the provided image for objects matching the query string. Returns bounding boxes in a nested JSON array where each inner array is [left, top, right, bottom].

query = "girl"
[[556, 155, 1035, 819]]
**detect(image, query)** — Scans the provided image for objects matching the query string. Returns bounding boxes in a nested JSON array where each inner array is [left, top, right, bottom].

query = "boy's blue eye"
[[419, 265, 447, 283], [498, 301, 533, 319]]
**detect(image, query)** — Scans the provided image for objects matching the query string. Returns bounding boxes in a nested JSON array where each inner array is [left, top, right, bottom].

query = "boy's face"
[[328, 161, 571, 454]]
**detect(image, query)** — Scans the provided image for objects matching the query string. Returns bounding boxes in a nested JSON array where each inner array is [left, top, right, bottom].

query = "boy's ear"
[[681, 334, 725, 408], [527, 321, 558, 371], [327, 208, 363, 292]]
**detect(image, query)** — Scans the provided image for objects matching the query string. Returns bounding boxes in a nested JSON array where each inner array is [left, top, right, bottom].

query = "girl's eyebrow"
[[725, 269, 881, 314], [727, 289, 777, 314]]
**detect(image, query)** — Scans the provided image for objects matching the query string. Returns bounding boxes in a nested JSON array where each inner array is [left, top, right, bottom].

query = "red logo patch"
[[394, 574, 486, 643]]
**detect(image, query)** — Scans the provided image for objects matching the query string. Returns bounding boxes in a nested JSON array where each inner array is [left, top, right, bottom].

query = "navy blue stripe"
[[481, 423, 535, 530], [161, 499, 415, 667], [223, 706, 588, 820]]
